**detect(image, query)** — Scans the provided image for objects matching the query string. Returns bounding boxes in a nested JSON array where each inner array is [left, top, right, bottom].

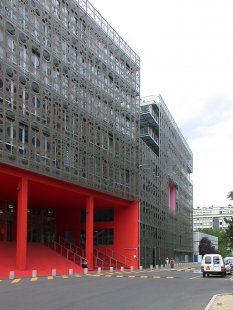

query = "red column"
[[16, 177, 28, 270], [86, 196, 94, 270], [132, 200, 139, 270]]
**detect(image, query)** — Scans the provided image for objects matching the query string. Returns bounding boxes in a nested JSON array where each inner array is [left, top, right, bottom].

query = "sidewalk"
[[205, 293, 233, 310]]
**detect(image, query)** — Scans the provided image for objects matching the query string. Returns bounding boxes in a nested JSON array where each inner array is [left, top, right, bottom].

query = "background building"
[[139, 95, 193, 266], [193, 205, 233, 230]]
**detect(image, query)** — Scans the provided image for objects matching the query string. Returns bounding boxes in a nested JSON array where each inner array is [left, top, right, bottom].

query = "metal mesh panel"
[[139, 95, 193, 266], [0, 0, 140, 200]]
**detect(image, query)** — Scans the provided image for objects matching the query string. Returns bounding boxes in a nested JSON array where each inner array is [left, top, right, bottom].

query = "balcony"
[[140, 127, 159, 156], [140, 104, 159, 130]]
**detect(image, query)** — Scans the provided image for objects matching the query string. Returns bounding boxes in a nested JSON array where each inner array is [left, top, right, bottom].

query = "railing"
[[47, 241, 86, 268], [58, 236, 85, 258], [94, 246, 133, 269]]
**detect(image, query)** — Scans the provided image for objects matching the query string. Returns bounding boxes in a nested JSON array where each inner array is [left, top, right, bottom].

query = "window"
[[204, 256, 211, 264], [94, 229, 113, 245]]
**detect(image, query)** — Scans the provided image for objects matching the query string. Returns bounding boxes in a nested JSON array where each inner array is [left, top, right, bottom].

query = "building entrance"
[[27, 208, 56, 243], [0, 201, 15, 241]]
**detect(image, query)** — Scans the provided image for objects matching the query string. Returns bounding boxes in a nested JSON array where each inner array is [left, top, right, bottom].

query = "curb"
[[204, 294, 217, 310], [204, 293, 233, 310]]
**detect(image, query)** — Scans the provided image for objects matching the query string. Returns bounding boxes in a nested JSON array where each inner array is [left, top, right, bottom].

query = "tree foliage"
[[199, 237, 216, 255], [224, 217, 233, 251], [227, 191, 233, 201], [198, 228, 231, 257]]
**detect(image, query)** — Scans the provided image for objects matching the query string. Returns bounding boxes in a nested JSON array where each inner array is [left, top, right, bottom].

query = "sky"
[[90, 0, 233, 208]]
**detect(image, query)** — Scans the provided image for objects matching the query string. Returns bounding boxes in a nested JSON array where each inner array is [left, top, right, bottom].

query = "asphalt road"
[[0, 269, 232, 310]]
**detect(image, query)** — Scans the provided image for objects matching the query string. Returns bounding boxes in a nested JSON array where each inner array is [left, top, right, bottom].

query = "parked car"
[[224, 257, 233, 274], [201, 254, 226, 277]]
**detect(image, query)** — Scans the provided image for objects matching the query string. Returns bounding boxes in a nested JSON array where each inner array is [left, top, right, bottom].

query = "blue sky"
[[90, 0, 233, 207]]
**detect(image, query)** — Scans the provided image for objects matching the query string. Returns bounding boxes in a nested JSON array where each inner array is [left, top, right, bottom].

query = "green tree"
[[198, 228, 231, 257], [227, 191, 233, 201], [224, 217, 233, 252]]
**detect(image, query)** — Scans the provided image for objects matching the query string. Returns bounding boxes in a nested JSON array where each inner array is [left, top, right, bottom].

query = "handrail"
[[94, 245, 133, 268], [47, 241, 86, 267], [58, 236, 85, 257]]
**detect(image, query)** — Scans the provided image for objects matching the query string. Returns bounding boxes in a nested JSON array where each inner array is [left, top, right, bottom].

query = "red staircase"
[[0, 241, 83, 278]]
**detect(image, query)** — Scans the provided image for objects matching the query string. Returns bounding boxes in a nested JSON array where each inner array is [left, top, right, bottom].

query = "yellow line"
[[47, 276, 53, 280], [105, 275, 112, 277], [11, 279, 21, 284], [30, 277, 38, 282], [128, 276, 135, 278], [116, 275, 123, 278], [75, 275, 81, 278], [153, 276, 161, 278], [62, 275, 68, 279], [140, 276, 148, 278], [166, 276, 174, 279]]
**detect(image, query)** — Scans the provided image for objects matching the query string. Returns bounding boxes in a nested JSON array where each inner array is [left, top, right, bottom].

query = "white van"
[[201, 254, 226, 277]]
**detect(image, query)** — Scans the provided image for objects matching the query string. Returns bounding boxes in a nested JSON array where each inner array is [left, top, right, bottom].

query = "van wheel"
[[202, 272, 205, 278], [207, 273, 210, 277], [222, 272, 226, 277]]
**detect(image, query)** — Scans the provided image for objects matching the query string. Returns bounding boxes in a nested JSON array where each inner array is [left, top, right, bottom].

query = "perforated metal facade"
[[0, 0, 193, 267], [0, 0, 140, 200], [139, 95, 193, 266]]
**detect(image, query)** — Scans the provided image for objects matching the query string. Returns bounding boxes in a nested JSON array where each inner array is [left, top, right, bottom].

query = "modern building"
[[193, 231, 218, 262], [193, 205, 233, 230], [0, 0, 193, 273], [139, 95, 193, 266]]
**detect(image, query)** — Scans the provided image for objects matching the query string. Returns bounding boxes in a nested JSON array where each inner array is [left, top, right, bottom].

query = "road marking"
[[128, 276, 135, 278], [166, 276, 174, 279], [75, 275, 81, 278], [11, 279, 21, 284], [47, 276, 53, 280], [116, 275, 123, 278], [153, 276, 161, 278], [189, 275, 201, 279], [140, 276, 148, 278], [62, 275, 68, 279], [30, 277, 38, 282], [105, 275, 112, 277]]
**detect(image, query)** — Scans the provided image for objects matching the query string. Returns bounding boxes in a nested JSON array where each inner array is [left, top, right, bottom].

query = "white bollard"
[[139, 266, 143, 271], [9, 271, 14, 280], [97, 267, 101, 273], [120, 266, 124, 272], [32, 270, 37, 278], [84, 268, 88, 274], [110, 267, 113, 273], [52, 269, 56, 276], [130, 266, 134, 271], [160, 264, 164, 268], [68, 268, 73, 275], [156, 265, 159, 269], [150, 265, 153, 270]]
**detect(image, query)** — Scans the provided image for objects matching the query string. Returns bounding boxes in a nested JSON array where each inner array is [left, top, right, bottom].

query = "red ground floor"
[[0, 162, 139, 276]]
